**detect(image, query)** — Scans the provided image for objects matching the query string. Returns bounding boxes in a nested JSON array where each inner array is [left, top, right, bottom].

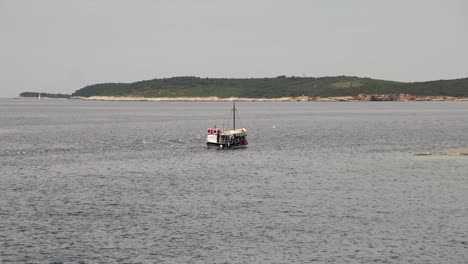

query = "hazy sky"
[[1, 0, 467, 97]]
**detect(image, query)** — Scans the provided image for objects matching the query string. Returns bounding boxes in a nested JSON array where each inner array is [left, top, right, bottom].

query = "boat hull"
[[206, 142, 248, 149]]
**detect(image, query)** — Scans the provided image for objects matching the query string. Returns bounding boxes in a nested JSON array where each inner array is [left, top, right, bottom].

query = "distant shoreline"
[[69, 95, 468, 102]]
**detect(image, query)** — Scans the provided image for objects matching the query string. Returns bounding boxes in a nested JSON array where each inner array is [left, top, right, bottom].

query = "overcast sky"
[[0, 0, 467, 97]]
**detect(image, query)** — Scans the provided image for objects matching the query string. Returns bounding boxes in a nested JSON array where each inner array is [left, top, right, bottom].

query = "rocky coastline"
[[71, 94, 468, 102], [415, 151, 468, 156]]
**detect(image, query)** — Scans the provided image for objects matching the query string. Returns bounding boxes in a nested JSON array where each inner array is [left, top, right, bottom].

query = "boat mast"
[[233, 102, 236, 130]]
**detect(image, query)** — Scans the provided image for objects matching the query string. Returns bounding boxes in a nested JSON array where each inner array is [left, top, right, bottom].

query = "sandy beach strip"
[[70, 95, 468, 102], [72, 96, 311, 102]]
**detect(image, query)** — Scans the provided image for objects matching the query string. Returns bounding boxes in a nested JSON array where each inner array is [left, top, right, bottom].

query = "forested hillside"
[[67, 76, 467, 98]]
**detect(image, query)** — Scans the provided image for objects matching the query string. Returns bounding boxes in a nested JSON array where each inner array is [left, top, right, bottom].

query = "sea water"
[[0, 99, 467, 263]]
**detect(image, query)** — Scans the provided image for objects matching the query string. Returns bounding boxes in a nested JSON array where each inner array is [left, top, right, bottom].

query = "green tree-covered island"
[[19, 92, 70, 99], [21, 76, 468, 101]]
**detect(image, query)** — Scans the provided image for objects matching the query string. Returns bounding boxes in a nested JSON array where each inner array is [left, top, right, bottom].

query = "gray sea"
[[0, 98, 467, 263]]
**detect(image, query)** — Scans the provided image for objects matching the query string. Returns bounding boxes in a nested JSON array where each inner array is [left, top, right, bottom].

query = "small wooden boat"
[[206, 102, 248, 149]]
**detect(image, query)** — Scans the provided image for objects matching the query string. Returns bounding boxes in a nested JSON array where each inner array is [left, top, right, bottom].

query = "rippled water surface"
[[1, 99, 467, 263]]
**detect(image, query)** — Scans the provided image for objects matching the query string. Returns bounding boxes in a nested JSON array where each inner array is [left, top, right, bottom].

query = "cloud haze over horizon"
[[0, 0, 467, 97]]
